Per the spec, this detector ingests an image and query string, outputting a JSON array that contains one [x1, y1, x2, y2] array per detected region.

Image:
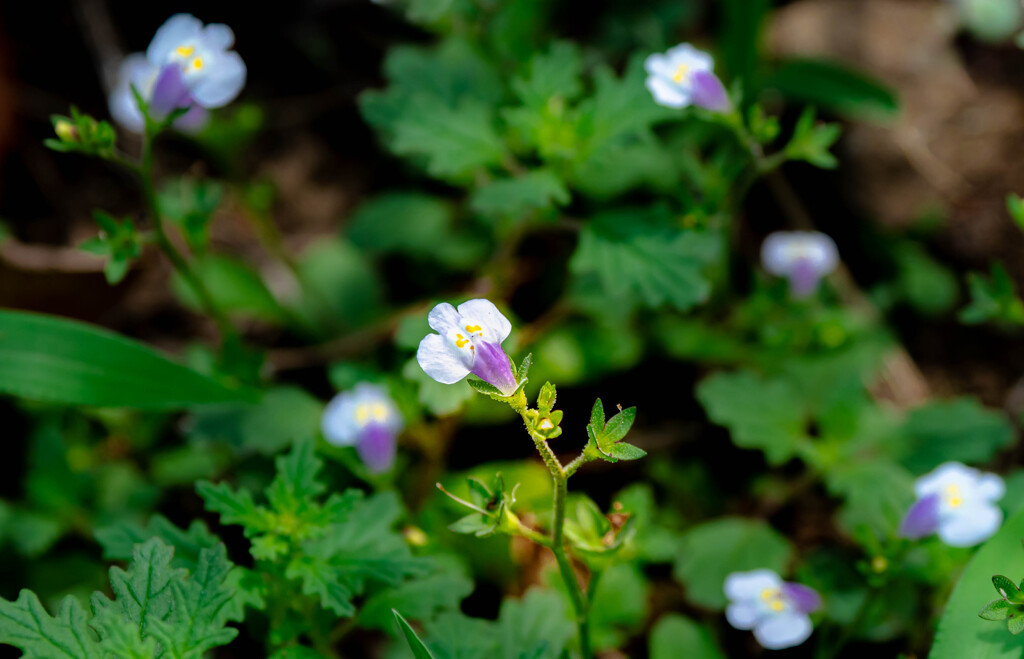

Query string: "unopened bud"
[[55, 119, 78, 143]]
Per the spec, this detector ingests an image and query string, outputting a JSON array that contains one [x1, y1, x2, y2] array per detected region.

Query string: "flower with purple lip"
[[725, 569, 821, 650], [416, 299, 518, 396], [321, 383, 403, 473], [643, 43, 731, 112], [899, 461, 1004, 547], [109, 14, 246, 133], [761, 231, 839, 298]]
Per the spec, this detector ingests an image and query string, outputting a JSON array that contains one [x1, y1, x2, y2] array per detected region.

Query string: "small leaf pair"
[[979, 574, 1024, 634], [441, 474, 521, 538], [585, 398, 644, 463]]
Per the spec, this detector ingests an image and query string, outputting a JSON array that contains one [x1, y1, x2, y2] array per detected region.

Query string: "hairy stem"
[[140, 121, 235, 341], [519, 410, 593, 659]]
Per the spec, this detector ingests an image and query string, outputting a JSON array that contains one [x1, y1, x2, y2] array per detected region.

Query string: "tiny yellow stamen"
[[770, 600, 786, 612], [455, 334, 469, 348], [871, 556, 888, 573], [946, 484, 964, 508], [371, 403, 388, 422], [176, 45, 195, 57], [949, 496, 964, 508], [672, 64, 689, 83], [538, 419, 555, 431], [355, 404, 370, 425], [192, 57, 204, 71], [465, 324, 483, 335]]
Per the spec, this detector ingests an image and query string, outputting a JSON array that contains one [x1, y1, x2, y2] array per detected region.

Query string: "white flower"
[[109, 14, 246, 132], [724, 569, 820, 650], [416, 299, 517, 396], [761, 231, 839, 298], [322, 383, 403, 473], [644, 43, 730, 112], [900, 462, 1004, 547]]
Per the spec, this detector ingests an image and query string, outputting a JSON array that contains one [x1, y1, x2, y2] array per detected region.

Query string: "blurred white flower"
[[643, 43, 730, 112], [761, 231, 839, 298], [322, 383, 403, 473], [724, 569, 821, 650], [899, 461, 1004, 547]]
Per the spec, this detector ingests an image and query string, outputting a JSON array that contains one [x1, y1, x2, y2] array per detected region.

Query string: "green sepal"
[[45, 106, 117, 158], [537, 382, 557, 414], [979, 599, 1014, 621], [993, 574, 1024, 603], [585, 398, 645, 463], [1010, 613, 1024, 635], [393, 609, 436, 659], [440, 473, 522, 539]]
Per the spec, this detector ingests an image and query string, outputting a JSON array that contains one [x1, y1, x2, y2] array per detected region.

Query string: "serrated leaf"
[[96, 515, 220, 571], [359, 557, 473, 630], [196, 481, 270, 536], [511, 41, 584, 108], [497, 589, 573, 659], [696, 370, 807, 465], [0, 310, 254, 409], [266, 439, 327, 513], [649, 613, 725, 659], [391, 95, 507, 180], [0, 592, 100, 659], [470, 170, 569, 223], [896, 398, 1014, 472], [348, 193, 455, 257], [570, 211, 720, 312]]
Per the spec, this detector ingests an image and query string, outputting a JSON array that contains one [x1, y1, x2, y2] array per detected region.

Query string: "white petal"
[[643, 53, 675, 78], [457, 299, 512, 343], [191, 51, 246, 108], [724, 569, 783, 602], [109, 55, 155, 132], [147, 14, 203, 64], [916, 462, 977, 497], [725, 603, 761, 630], [664, 43, 715, 72], [200, 23, 235, 50], [646, 77, 690, 108], [428, 302, 461, 334], [760, 231, 838, 276], [938, 503, 1002, 547], [976, 473, 1005, 502], [352, 383, 404, 433], [417, 334, 472, 385], [753, 612, 813, 650], [322, 392, 359, 446]]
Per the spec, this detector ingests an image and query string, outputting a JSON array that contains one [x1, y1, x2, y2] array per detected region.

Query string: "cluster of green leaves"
[[45, 107, 117, 158], [0, 537, 240, 658]]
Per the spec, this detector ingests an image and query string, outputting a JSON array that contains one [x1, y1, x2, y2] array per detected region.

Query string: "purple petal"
[[470, 341, 517, 396], [899, 493, 941, 540], [356, 423, 396, 474], [173, 104, 209, 133], [787, 258, 822, 298], [782, 583, 822, 614], [691, 70, 731, 113], [149, 64, 194, 119]]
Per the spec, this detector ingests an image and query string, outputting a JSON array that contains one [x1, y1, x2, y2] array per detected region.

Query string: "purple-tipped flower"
[[644, 43, 731, 112], [109, 14, 246, 133], [761, 231, 839, 298], [416, 299, 517, 396], [321, 383, 403, 473], [899, 462, 1004, 547], [724, 569, 820, 650]]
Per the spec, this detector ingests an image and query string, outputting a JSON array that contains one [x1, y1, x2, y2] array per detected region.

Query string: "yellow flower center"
[[672, 64, 689, 83], [192, 57, 204, 71], [760, 588, 786, 612], [465, 324, 483, 336], [946, 484, 964, 508], [176, 45, 195, 57]]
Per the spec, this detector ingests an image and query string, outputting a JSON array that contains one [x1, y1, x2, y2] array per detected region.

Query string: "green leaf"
[[696, 370, 808, 465], [784, 106, 842, 169], [583, 56, 677, 150], [0, 310, 253, 409], [720, 0, 769, 87], [825, 460, 916, 538], [158, 178, 223, 252], [1009, 612, 1024, 635], [649, 614, 725, 659], [187, 386, 325, 455], [766, 58, 899, 119], [898, 398, 1014, 472], [674, 517, 794, 609], [467, 377, 506, 397], [0, 592, 100, 658], [511, 41, 584, 108], [570, 210, 721, 312], [932, 507, 1024, 657], [961, 263, 1024, 326], [394, 610, 436, 659], [359, 557, 472, 630], [586, 398, 644, 463], [348, 193, 455, 257], [172, 254, 290, 324], [296, 238, 384, 331], [497, 589, 573, 659], [470, 170, 570, 224], [1008, 194, 1024, 233], [391, 95, 507, 180], [96, 514, 220, 571]]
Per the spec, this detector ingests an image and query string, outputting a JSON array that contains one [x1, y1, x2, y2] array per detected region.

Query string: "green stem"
[[140, 121, 235, 341], [817, 586, 878, 659], [519, 410, 593, 659]]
